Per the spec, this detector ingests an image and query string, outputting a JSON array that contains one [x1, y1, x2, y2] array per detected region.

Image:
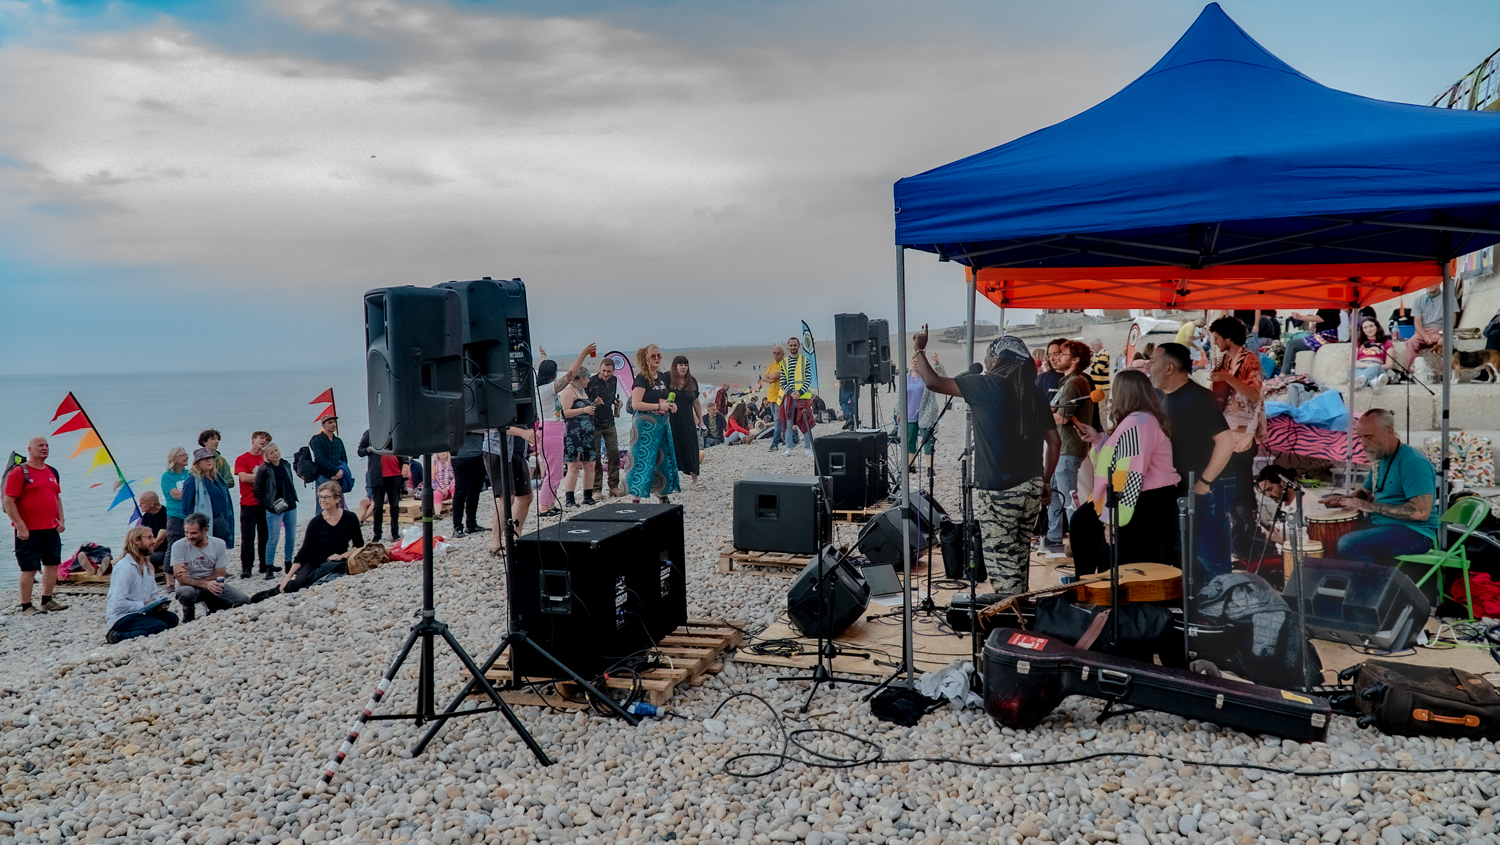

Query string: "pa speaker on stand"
[[834, 313, 871, 381], [435, 277, 537, 429], [364, 286, 466, 456], [867, 319, 892, 386]]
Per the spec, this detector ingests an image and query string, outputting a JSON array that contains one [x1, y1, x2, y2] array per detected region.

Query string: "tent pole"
[[1441, 260, 1454, 509], [896, 244, 914, 689], [966, 272, 978, 365], [1346, 307, 1357, 491]]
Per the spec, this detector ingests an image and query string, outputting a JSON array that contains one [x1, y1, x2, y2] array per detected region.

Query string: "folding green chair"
[[1394, 496, 1492, 620]]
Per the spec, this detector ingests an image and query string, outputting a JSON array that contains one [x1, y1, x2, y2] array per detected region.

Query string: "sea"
[[0, 368, 372, 594]]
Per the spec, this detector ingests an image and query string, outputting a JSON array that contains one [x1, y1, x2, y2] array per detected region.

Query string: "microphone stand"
[[1383, 355, 1434, 446], [1281, 476, 1315, 692]]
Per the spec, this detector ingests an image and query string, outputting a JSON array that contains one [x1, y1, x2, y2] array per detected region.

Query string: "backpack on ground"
[[1334, 660, 1500, 739], [293, 446, 319, 484]]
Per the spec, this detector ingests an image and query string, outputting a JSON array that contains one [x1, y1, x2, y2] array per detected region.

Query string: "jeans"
[[239, 503, 268, 572], [839, 383, 858, 425], [770, 403, 785, 447], [1046, 454, 1082, 544], [778, 398, 812, 451], [109, 607, 179, 641], [1486, 323, 1500, 352], [1281, 334, 1313, 375], [175, 582, 250, 621], [266, 508, 297, 567], [1355, 364, 1384, 384], [1337, 524, 1432, 567], [592, 423, 621, 493], [1190, 474, 1236, 588]]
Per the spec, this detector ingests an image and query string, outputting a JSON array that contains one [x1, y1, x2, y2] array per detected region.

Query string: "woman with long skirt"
[[534, 344, 597, 518], [626, 345, 681, 504], [1074, 369, 1181, 574], [666, 355, 702, 483]]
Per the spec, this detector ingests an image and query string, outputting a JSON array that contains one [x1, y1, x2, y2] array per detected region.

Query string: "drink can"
[[216, 577, 225, 584]]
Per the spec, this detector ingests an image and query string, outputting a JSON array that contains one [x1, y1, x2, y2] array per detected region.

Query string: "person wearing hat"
[[180, 447, 236, 551], [912, 328, 1060, 599], [309, 413, 350, 501]]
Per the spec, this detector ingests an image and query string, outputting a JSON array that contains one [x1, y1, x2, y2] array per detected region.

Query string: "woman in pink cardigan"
[[1074, 370, 1181, 573]]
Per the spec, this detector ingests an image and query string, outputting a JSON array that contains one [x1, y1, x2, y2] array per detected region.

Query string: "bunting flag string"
[[50, 392, 142, 528]]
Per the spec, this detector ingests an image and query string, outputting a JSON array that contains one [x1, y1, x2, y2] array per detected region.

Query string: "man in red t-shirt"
[[233, 431, 271, 579], [2, 436, 69, 614]]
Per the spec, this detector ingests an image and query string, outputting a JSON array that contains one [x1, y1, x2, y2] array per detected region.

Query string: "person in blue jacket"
[[181, 448, 235, 550]]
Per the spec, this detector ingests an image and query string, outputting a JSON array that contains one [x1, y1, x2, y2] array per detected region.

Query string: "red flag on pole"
[[314, 404, 337, 421], [309, 388, 334, 406], [53, 414, 91, 436], [52, 393, 80, 421]]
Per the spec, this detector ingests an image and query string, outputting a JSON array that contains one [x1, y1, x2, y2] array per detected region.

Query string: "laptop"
[[860, 561, 905, 600]]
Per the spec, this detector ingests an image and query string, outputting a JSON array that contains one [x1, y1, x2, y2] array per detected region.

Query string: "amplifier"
[[512, 520, 657, 676], [813, 430, 888, 510], [567, 503, 686, 642], [732, 474, 829, 555], [1281, 557, 1430, 651]]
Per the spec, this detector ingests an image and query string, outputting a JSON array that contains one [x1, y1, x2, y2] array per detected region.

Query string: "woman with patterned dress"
[[626, 345, 681, 504], [560, 367, 599, 508]]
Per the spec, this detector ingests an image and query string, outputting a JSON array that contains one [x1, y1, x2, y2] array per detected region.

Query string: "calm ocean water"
[[0, 368, 371, 595]]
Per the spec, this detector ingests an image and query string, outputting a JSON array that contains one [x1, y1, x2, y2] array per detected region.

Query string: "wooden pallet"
[[469, 619, 744, 711], [717, 548, 813, 577], [397, 498, 451, 519], [830, 503, 885, 523]]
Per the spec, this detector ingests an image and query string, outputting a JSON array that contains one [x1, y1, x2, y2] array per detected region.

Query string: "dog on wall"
[[1429, 342, 1500, 383]]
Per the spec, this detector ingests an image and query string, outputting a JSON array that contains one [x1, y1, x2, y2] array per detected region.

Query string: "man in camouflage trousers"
[[912, 330, 1060, 598]]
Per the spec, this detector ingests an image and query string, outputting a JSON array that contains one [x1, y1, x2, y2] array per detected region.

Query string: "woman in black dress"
[[254, 481, 364, 600], [666, 355, 703, 482]]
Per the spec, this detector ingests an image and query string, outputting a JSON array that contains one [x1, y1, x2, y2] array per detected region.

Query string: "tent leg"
[[1441, 261, 1454, 509], [1346, 308, 1357, 490], [895, 244, 914, 690], [967, 274, 979, 367]]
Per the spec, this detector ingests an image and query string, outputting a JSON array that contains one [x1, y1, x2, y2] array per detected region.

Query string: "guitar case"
[[982, 627, 1331, 742]]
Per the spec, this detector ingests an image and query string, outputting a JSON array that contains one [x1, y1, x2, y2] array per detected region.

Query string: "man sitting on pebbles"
[[171, 513, 250, 621]]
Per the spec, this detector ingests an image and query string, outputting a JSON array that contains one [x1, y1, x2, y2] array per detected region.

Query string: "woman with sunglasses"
[[626, 345, 681, 504]]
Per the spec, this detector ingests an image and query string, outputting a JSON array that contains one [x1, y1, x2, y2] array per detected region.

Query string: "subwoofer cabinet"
[[732, 474, 829, 555], [567, 503, 686, 642], [813, 430, 888, 510]]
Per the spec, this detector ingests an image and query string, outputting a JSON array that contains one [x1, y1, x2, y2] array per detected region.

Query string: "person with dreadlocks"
[[912, 328, 1060, 598]]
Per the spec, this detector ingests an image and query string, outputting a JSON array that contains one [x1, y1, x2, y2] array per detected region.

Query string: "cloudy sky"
[[1, 0, 1496, 374]]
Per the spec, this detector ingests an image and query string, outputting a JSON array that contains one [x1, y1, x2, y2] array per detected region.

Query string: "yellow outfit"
[[765, 360, 783, 404]]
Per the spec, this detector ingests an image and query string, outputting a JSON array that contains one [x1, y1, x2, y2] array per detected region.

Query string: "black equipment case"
[[1337, 660, 1500, 739], [982, 627, 1331, 742]]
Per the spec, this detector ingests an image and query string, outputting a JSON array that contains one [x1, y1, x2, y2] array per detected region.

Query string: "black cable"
[[709, 692, 1500, 781]]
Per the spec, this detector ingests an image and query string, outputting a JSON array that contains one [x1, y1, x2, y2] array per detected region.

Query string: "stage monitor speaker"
[[434, 277, 535, 429], [834, 313, 871, 381], [857, 507, 921, 565], [908, 490, 947, 543], [567, 502, 686, 642], [511, 520, 657, 676], [732, 474, 829, 555], [364, 286, 466, 457], [813, 430, 888, 510], [867, 319, 892, 386], [786, 547, 871, 639], [1280, 557, 1430, 652]]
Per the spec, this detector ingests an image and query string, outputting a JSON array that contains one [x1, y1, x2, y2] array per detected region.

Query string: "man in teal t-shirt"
[[1321, 408, 1438, 567]]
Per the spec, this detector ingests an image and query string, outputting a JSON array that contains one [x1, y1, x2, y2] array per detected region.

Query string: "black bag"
[[1194, 573, 1320, 691], [293, 446, 319, 484], [1335, 660, 1500, 739], [1031, 595, 1182, 667]]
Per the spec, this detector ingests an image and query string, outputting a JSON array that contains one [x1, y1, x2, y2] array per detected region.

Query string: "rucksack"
[[3, 452, 59, 492], [1334, 661, 1500, 739], [293, 446, 319, 484]]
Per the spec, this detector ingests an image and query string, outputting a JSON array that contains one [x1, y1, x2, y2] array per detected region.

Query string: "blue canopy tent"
[[880, 4, 1500, 682]]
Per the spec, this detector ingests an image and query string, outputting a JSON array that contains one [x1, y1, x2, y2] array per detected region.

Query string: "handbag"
[[259, 465, 292, 514], [346, 542, 390, 575]]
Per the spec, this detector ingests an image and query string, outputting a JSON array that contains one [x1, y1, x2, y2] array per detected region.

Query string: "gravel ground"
[[3, 418, 1500, 845]]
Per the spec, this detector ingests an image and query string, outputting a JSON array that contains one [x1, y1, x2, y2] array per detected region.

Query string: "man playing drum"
[[1319, 409, 1439, 567]]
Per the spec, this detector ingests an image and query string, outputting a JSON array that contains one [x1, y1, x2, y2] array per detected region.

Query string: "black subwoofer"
[[786, 547, 870, 638], [567, 503, 686, 642], [813, 430, 888, 510], [512, 521, 656, 676], [1281, 557, 1430, 651], [732, 474, 829, 555]]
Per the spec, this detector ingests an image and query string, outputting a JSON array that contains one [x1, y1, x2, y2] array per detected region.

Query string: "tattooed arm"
[[1349, 493, 1432, 523]]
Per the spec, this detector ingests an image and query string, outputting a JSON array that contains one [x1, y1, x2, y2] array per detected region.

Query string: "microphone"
[[1054, 389, 1105, 409], [967, 363, 983, 375]]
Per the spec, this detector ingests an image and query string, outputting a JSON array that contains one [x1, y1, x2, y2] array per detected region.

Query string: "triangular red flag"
[[313, 404, 337, 421], [309, 388, 334, 406], [53, 414, 91, 436], [52, 394, 80, 421]]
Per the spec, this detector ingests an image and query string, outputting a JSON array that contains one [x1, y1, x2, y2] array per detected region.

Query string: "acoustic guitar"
[[1071, 562, 1182, 605]]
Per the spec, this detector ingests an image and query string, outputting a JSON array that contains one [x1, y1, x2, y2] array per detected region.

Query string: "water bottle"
[[627, 701, 660, 719]]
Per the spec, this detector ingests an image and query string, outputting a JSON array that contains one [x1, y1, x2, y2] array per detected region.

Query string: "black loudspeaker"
[[732, 474, 829, 555], [434, 278, 535, 429], [834, 313, 871, 381], [908, 490, 947, 543], [813, 430, 888, 510], [786, 547, 870, 639], [867, 319, 892, 386], [364, 286, 466, 457], [1280, 557, 1430, 651], [857, 507, 921, 565], [567, 503, 686, 642], [511, 521, 656, 676]]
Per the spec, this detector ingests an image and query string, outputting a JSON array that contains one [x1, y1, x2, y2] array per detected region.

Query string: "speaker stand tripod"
[[411, 433, 638, 759], [322, 454, 546, 782]]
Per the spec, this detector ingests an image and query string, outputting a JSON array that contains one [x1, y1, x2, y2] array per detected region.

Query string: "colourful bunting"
[[109, 484, 134, 511], [310, 388, 334, 406], [49, 391, 140, 527], [88, 446, 114, 474], [53, 414, 91, 436], [69, 429, 102, 458], [313, 404, 336, 421]]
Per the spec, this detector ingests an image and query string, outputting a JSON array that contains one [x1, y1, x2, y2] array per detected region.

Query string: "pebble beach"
[[3, 419, 1500, 845]]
